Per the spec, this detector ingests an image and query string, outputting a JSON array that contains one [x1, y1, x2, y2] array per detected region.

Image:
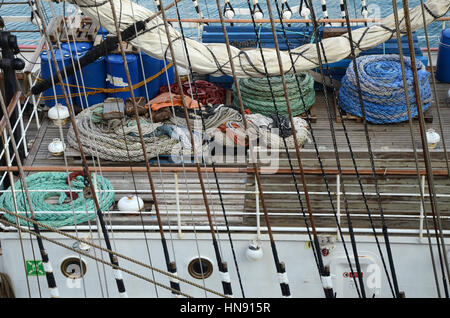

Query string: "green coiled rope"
[[232, 72, 315, 117], [0, 172, 115, 228]]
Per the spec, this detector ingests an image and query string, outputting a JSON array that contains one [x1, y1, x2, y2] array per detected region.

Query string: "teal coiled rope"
[[232, 72, 315, 117], [0, 172, 115, 228]]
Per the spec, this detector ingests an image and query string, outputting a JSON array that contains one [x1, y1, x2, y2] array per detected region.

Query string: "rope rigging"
[[271, 0, 367, 298], [2, 0, 449, 300], [32, 0, 129, 297], [303, 0, 401, 297], [339, 0, 404, 297]]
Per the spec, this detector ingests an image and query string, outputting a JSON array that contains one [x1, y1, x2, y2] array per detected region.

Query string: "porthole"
[[188, 257, 213, 279], [60, 257, 87, 279]]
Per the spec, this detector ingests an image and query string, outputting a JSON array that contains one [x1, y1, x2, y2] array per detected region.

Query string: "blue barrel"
[[73, 52, 106, 108], [106, 54, 140, 102], [159, 60, 175, 87], [137, 52, 161, 100], [97, 27, 109, 35], [436, 28, 450, 83], [40, 49, 74, 107], [61, 42, 93, 54]]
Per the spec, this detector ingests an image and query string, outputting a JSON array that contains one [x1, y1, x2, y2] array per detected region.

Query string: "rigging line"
[[390, 0, 441, 297], [216, 0, 308, 294], [262, 0, 361, 299], [20, 2, 54, 299], [50, 4, 108, 297], [148, 0, 210, 297], [0, 217, 199, 298], [103, 54, 161, 298], [306, 0, 392, 297], [0, 207, 230, 298], [273, 0, 364, 298], [106, 0, 183, 296], [44, 1, 111, 297], [91, 6, 161, 297], [245, 0, 320, 298], [418, 0, 450, 177], [310, 1, 396, 297], [159, 0, 235, 297], [401, 0, 450, 298], [146, 0, 194, 281], [341, 0, 402, 297], [2, 146, 32, 298], [33, 0, 128, 298], [0, 93, 59, 297], [110, 1, 180, 296], [171, 0, 245, 297], [177, 0, 292, 298], [418, 0, 450, 296], [78, 6, 113, 297]]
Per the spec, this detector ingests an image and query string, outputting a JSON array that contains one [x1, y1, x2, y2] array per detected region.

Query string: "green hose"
[[0, 172, 115, 228], [232, 72, 315, 117]]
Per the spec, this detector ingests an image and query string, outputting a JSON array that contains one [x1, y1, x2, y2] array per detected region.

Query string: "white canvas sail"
[[71, 0, 449, 77]]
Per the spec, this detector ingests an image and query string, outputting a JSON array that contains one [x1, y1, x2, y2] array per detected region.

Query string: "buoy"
[[426, 128, 440, 149], [48, 104, 70, 126], [224, 9, 235, 19], [48, 138, 66, 157], [118, 195, 144, 213], [254, 10, 264, 20], [282, 9, 292, 20], [246, 241, 263, 261], [300, 8, 311, 18]]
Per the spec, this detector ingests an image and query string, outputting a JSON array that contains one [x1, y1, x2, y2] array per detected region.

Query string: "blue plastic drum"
[[159, 59, 175, 88], [40, 49, 74, 107], [73, 52, 106, 108], [97, 27, 109, 36], [436, 28, 450, 83], [106, 54, 140, 102], [137, 52, 161, 100], [61, 42, 93, 54]]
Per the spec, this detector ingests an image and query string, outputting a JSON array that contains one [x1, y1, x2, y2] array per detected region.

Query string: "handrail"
[[0, 165, 448, 176], [169, 16, 450, 24]]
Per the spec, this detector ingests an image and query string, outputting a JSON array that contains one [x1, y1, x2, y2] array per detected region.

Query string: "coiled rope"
[[339, 54, 432, 124], [0, 172, 115, 228], [67, 105, 179, 162], [232, 72, 315, 117]]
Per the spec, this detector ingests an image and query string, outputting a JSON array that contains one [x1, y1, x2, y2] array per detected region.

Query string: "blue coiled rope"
[[339, 54, 432, 124]]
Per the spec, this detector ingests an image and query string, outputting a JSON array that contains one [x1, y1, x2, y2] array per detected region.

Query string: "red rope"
[[159, 80, 226, 105]]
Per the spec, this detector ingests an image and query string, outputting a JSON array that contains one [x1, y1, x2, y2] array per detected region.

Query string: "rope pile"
[[160, 80, 226, 105], [232, 72, 315, 117], [339, 54, 432, 124], [0, 172, 115, 228], [67, 105, 179, 162], [67, 103, 311, 162]]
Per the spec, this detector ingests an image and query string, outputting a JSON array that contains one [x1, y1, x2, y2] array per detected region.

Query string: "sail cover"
[[71, 0, 449, 77]]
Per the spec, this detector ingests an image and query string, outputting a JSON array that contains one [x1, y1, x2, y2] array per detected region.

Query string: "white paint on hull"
[[0, 232, 443, 298]]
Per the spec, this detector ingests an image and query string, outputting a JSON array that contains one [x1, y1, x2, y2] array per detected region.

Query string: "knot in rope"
[[339, 54, 432, 124]]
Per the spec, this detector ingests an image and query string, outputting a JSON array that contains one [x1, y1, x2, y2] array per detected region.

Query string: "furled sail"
[[71, 0, 449, 77]]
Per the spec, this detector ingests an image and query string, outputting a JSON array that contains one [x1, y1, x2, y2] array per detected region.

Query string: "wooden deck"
[[17, 79, 450, 233]]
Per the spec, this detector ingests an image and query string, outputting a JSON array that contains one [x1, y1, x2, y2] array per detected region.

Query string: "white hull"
[[0, 231, 445, 298]]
